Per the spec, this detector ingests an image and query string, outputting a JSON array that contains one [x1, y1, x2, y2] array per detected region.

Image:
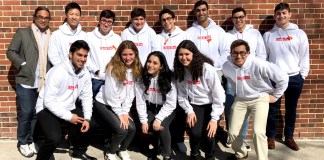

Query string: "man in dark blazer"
[[6, 6, 51, 158]]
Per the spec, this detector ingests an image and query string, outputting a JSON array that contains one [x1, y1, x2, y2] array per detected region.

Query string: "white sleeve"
[[298, 31, 310, 79], [218, 29, 231, 68], [255, 31, 267, 60], [104, 71, 123, 115], [150, 31, 160, 52], [263, 32, 270, 61], [135, 82, 148, 124], [155, 81, 177, 122], [177, 80, 194, 115], [78, 73, 93, 120], [121, 81, 135, 115], [48, 33, 63, 66]]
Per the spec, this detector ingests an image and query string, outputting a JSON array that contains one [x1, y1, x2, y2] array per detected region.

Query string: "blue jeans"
[[267, 74, 304, 139], [16, 84, 38, 146], [225, 81, 249, 139], [92, 79, 104, 98]]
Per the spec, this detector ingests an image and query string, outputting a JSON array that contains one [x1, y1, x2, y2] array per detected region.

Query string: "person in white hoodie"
[[48, 2, 86, 66], [136, 51, 176, 160], [94, 40, 142, 160], [223, 39, 288, 160], [121, 8, 159, 65], [224, 7, 267, 150], [173, 40, 225, 160], [35, 40, 96, 160], [85, 10, 122, 97], [156, 8, 190, 154], [186, 0, 230, 75], [263, 2, 309, 151]]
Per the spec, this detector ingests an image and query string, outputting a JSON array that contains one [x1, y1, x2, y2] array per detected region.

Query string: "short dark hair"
[[65, 2, 81, 15], [275, 2, 290, 13], [230, 39, 250, 53], [33, 6, 51, 23], [194, 0, 208, 10], [232, 7, 246, 16], [159, 8, 175, 21], [70, 40, 90, 53], [131, 8, 146, 19], [100, 10, 116, 23]]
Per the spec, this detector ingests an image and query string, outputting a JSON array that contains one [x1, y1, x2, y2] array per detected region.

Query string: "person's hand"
[[142, 123, 148, 134], [207, 121, 218, 138], [118, 115, 128, 129], [187, 112, 197, 128], [269, 95, 277, 103], [81, 120, 90, 133], [69, 114, 84, 124], [153, 119, 163, 131]]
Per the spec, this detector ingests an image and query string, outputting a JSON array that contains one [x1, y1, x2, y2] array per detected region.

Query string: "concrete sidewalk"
[[0, 139, 323, 160]]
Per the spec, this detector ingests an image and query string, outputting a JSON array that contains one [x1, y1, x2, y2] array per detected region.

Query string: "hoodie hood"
[[160, 26, 183, 38], [231, 24, 253, 39], [62, 59, 86, 78], [227, 53, 254, 70], [273, 22, 299, 31], [92, 27, 115, 40], [59, 22, 83, 36], [128, 22, 150, 35], [192, 18, 217, 30]]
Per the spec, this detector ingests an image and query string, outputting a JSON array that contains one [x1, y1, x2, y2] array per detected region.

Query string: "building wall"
[[0, 0, 323, 140]]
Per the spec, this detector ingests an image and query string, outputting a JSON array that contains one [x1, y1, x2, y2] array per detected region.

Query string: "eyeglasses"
[[231, 15, 245, 20], [100, 19, 113, 25], [231, 51, 248, 57], [161, 17, 173, 23], [35, 16, 50, 21]]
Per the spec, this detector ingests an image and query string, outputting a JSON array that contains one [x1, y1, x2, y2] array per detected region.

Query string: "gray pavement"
[[0, 139, 323, 160]]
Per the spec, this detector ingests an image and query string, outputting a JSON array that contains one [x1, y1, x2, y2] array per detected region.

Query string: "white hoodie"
[[135, 77, 177, 124], [121, 22, 159, 65], [85, 27, 122, 80], [48, 22, 86, 65], [177, 63, 225, 122], [263, 23, 309, 79], [156, 26, 191, 70], [35, 60, 93, 121], [222, 55, 288, 101], [96, 68, 135, 115], [186, 18, 231, 69], [227, 24, 267, 60]]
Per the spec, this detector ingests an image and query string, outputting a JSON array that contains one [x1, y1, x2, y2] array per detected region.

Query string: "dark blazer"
[[6, 27, 52, 86]]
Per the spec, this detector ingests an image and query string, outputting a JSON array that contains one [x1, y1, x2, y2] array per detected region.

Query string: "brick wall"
[[0, 0, 323, 140]]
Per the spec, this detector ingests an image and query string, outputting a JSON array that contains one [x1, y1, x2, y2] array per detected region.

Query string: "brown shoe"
[[285, 138, 300, 151], [267, 138, 275, 149]]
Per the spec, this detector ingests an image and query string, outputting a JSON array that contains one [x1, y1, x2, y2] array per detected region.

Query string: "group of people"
[[6, 1, 309, 160]]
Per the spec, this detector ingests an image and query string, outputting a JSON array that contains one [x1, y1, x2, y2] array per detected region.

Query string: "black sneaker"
[[71, 153, 97, 160]]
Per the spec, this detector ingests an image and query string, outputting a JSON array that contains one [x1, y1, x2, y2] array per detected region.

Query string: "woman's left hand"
[[153, 119, 163, 131]]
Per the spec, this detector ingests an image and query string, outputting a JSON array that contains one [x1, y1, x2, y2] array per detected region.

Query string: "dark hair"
[[232, 7, 246, 16], [69, 40, 90, 53], [230, 39, 250, 53], [99, 10, 116, 23], [142, 51, 172, 101], [275, 2, 290, 12], [194, 0, 208, 10], [173, 40, 213, 82], [159, 8, 175, 21], [33, 6, 51, 23], [65, 2, 81, 15], [131, 8, 146, 19]]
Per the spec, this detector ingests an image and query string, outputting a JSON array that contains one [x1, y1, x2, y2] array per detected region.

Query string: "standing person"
[[121, 8, 159, 65], [35, 40, 96, 160], [136, 51, 176, 160], [6, 6, 51, 158], [223, 39, 288, 160], [263, 2, 309, 151], [48, 2, 86, 66], [156, 8, 190, 153], [186, 0, 230, 75], [85, 10, 122, 97], [174, 40, 225, 160], [224, 7, 267, 150], [94, 40, 142, 160]]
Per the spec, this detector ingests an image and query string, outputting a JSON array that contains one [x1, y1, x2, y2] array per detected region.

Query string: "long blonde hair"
[[106, 40, 142, 82]]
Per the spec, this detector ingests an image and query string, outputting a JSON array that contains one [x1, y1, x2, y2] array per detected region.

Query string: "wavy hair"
[[173, 40, 213, 82], [106, 40, 142, 82], [142, 51, 172, 101]]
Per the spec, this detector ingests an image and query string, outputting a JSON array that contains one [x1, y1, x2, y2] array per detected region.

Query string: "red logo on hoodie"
[[123, 80, 134, 86], [100, 46, 115, 50], [276, 36, 293, 41], [187, 80, 201, 85], [148, 87, 160, 93], [68, 85, 78, 90], [237, 76, 250, 80], [134, 43, 143, 47]]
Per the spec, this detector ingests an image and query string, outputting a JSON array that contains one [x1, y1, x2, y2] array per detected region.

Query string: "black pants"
[[189, 104, 216, 157], [36, 107, 93, 160], [146, 102, 175, 157], [170, 103, 187, 146], [94, 100, 136, 154]]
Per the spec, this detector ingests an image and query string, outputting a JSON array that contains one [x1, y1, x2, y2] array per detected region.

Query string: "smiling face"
[[99, 17, 113, 35], [231, 45, 249, 67], [66, 8, 81, 30], [131, 16, 145, 32], [178, 48, 193, 67], [121, 49, 136, 68], [232, 11, 246, 32], [34, 10, 50, 32], [146, 55, 162, 77], [161, 13, 175, 33], [69, 48, 88, 71], [194, 4, 208, 25], [275, 9, 291, 29]]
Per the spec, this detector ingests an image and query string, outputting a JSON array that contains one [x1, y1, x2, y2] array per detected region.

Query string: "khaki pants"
[[229, 96, 269, 160]]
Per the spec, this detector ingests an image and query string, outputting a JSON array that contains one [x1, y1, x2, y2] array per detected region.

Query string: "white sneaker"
[[177, 142, 187, 153], [225, 136, 232, 148], [104, 153, 117, 160], [29, 142, 39, 154], [18, 144, 34, 157], [118, 151, 131, 160], [243, 140, 252, 152]]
